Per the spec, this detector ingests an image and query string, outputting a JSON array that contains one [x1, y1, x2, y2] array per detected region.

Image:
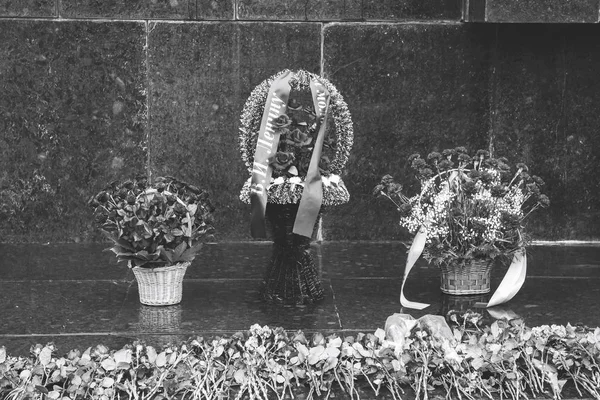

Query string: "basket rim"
[[132, 261, 191, 274]]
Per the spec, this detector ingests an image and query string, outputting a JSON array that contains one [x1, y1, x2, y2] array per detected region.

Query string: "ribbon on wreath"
[[293, 79, 330, 238], [400, 228, 527, 310], [249, 71, 293, 238], [249, 72, 331, 239]]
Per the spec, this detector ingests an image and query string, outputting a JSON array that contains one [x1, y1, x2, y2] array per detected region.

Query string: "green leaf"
[[160, 248, 174, 263], [179, 243, 202, 262], [39, 346, 52, 366], [101, 358, 116, 371], [35, 385, 49, 394], [173, 242, 187, 260], [134, 250, 151, 260], [146, 346, 157, 364], [156, 352, 167, 368]]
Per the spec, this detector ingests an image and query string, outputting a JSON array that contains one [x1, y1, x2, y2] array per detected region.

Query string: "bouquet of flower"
[[88, 176, 215, 268], [375, 147, 549, 268]]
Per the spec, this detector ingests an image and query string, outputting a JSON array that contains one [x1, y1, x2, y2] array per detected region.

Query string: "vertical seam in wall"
[[233, 0, 238, 20], [145, 20, 152, 181], [488, 25, 498, 156]]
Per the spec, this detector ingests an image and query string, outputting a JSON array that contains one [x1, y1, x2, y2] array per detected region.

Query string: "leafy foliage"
[[375, 147, 550, 267], [88, 176, 215, 268], [1, 315, 599, 400]]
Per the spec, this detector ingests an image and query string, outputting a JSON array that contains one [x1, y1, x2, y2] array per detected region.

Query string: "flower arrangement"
[[88, 176, 215, 269], [375, 147, 549, 267], [2, 316, 599, 400], [239, 70, 353, 206]]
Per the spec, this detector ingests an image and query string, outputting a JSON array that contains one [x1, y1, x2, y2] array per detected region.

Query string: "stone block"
[[363, 0, 461, 20], [198, 0, 234, 19], [0, 21, 147, 242], [60, 0, 194, 19], [485, 0, 599, 23], [147, 22, 321, 240], [491, 24, 600, 239], [321, 23, 493, 240], [0, 0, 56, 17], [237, 0, 362, 21]]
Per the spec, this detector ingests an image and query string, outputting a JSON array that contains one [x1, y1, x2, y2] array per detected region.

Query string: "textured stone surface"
[[0, 0, 55, 16], [1, 243, 600, 355], [362, 0, 461, 20], [0, 243, 130, 280], [60, 0, 194, 19], [114, 280, 339, 332], [237, 0, 362, 20], [198, 0, 234, 19], [147, 22, 321, 240], [0, 21, 147, 243], [0, 281, 132, 334], [485, 0, 599, 23], [321, 23, 493, 240], [491, 25, 600, 240]]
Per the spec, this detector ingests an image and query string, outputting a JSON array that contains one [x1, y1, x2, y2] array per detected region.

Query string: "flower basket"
[[439, 258, 492, 295], [376, 147, 549, 308], [89, 176, 215, 305], [132, 262, 190, 306]]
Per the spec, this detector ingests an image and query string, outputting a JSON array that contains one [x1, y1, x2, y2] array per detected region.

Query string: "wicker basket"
[[132, 262, 190, 306], [439, 259, 492, 295]]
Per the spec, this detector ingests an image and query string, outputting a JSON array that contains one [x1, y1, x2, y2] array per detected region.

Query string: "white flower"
[[272, 177, 285, 185]]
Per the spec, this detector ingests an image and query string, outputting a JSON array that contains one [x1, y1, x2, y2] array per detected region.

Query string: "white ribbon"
[[487, 248, 527, 307], [400, 229, 527, 310], [399, 227, 430, 310]]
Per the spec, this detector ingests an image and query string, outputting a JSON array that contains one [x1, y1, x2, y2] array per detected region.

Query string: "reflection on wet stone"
[[136, 305, 183, 333], [1, 243, 600, 356]]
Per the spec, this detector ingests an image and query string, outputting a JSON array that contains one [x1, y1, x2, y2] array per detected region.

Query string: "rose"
[[319, 155, 331, 174], [285, 129, 312, 147], [269, 152, 295, 171], [297, 154, 311, 175], [287, 98, 302, 111], [272, 114, 291, 130]]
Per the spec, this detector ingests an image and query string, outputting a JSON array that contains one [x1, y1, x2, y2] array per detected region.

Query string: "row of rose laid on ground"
[[87, 69, 549, 308], [2, 313, 599, 400]]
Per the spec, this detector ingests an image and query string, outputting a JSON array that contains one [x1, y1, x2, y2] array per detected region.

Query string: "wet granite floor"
[[1, 241, 600, 357]]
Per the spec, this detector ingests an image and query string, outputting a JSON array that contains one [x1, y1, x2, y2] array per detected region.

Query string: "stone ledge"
[[464, 0, 600, 23]]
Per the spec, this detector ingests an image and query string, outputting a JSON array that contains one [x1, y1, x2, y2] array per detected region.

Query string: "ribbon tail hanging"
[[249, 71, 293, 238], [400, 227, 430, 310], [486, 248, 527, 308], [293, 79, 330, 237]]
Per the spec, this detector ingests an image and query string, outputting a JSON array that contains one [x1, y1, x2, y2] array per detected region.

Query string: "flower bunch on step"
[[375, 147, 549, 267], [88, 176, 215, 268], [2, 316, 599, 400]]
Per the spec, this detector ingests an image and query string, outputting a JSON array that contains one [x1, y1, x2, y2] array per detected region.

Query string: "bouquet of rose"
[[88, 176, 215, 268], [375, 147, 549, 267]]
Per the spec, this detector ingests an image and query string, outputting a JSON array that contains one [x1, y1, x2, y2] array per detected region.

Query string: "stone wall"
[[1, 1, 600, 242]]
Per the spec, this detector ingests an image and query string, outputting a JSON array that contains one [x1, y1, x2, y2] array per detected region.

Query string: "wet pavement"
[[1, 241, 600, 357]]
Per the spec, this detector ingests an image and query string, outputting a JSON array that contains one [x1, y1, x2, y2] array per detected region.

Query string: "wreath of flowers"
[[239, 70, 353, 206]]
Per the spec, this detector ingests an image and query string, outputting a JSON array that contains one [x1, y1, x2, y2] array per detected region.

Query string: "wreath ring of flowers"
[[238, 69, 354, 175], [238, 70, 354, 206]]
